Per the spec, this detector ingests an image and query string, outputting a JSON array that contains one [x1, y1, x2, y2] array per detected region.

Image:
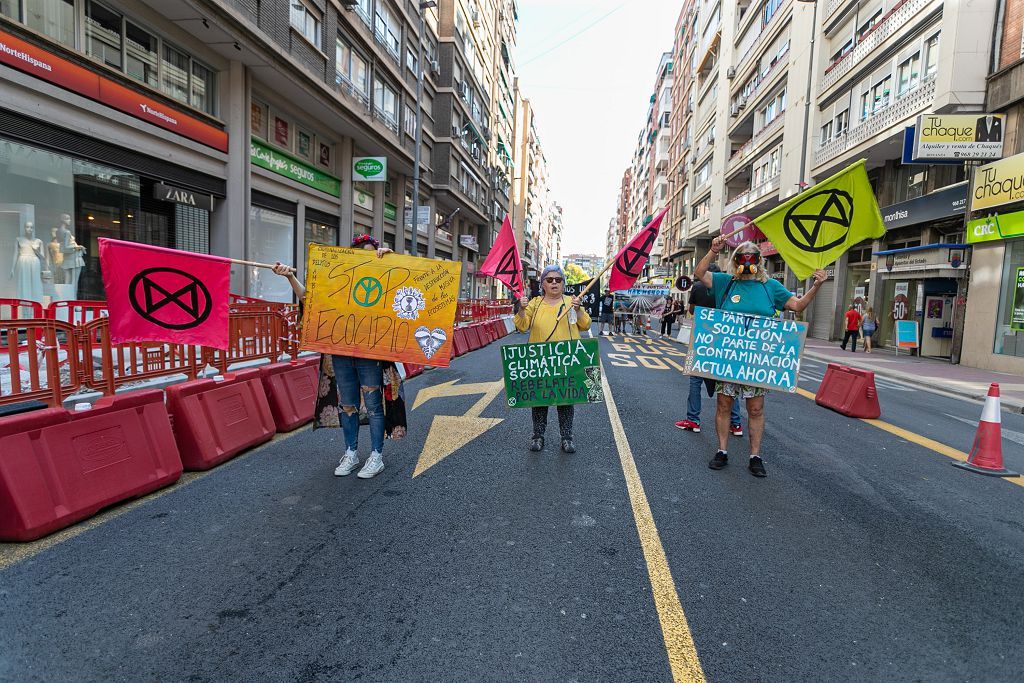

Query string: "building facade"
[[0, 0, 552, 307]]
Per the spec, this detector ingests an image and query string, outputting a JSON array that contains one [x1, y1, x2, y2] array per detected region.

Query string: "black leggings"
[[532, 405, 574, 439], [661, 316, 676, 335]]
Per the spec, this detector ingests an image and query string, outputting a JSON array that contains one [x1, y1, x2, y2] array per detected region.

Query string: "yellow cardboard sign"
[[300, 244, 462, 367]]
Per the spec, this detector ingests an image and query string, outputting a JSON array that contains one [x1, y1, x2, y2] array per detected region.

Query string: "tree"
[[563, 263, 589, 285]]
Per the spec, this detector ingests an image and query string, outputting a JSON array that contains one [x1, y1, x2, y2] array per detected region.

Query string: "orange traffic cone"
[[953, 383, 1018, 478]]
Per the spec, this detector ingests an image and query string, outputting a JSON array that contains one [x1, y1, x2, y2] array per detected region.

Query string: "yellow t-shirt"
[[515, 295, 592, 343]]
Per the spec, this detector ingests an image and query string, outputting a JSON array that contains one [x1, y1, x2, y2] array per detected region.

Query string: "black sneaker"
[[529, 436, 544, 452], [561, 438, 576, 454], [748, 456, 767, 478], [709, 451, 728, 470]]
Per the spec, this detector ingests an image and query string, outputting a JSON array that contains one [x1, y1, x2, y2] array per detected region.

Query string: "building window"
[[925, 33, 940, 77], [336, 36, 369, 100], [820, 120, 833, 144], [762, 0, 783, 27], [161, 44, 190, 105], [694, 160, 711, 187], [993, 239, 1024, 357], [404, 104, 417, 137], [856, 9, 883, 41], [290, 0, 322, 50], [406, 47, 418, 74], [375, 2, 401, 59], [297, 129, 312, 159], [373, 76, 399, 131], [251, 100, 268, 139], [125, 21, 159, 88], [897, 52, 921, 95], [830, 39, 853, 64], [86, 0, 123, 70], [24, 0, 75, 48], [354, 0, 372, 26], [835, 109, 849, 136], [871, 75, 892, 112]]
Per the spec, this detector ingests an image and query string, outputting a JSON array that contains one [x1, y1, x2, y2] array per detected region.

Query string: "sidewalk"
[[649, 321, 1024, 413]]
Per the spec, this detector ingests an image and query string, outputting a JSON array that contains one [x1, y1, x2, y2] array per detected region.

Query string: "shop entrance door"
[[922, 294, 954, 358]]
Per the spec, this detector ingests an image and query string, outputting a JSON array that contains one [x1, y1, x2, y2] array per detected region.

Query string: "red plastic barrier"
[[453, 327, 469, 357], [490, 319, 505, 340], [0, 389, 182, 541], [478, 322, 494, 345], [45, 300, 108, 326], [815, 363, 881, 419], [466, 325, 483, 351], [403, 363, 424, 379], [0, 298, 43, 320], [260, 356, 319, 432], [165, 368, 275, 470]]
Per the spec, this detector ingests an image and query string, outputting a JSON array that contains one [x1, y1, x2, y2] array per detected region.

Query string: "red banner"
[[478, 215, 524, 297], [0, 29, 228, 153], [609, 207, 669, 292]]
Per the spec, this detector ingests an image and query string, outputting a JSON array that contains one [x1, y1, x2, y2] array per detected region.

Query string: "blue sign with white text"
[[686, 307, 808, 392]]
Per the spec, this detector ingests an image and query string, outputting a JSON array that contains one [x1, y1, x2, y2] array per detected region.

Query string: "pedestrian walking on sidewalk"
[[272, 234, 407, 480], [598, 289, 615, 336], [862, 307, 878, 353], [694, 238, 827, 477], [840, 303, 862, 352], [675, 263, 743, 436], [515, 263, 591, 453]]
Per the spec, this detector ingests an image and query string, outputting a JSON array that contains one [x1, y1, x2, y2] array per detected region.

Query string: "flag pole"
[[229, 258, 295, 273]]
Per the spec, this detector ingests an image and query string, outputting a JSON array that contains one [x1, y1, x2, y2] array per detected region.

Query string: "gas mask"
[[734, 251, 760, 275]]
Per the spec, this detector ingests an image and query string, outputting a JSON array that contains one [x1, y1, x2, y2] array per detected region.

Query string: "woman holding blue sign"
[[694, 237, 827, 477], [515, 264, 590, 454]]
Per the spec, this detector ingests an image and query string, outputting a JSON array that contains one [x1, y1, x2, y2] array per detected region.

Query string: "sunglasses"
[[544, 277, 564, 284]]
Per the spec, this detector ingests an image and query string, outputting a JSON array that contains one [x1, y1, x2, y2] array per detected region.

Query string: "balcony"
[[821, 0, 929, 92], [814, 74, 935, 168], [728, 113, 785, 173], [731, 47, 789, 110], [723, 173, 781, 216], [825, 0, 852, 21]]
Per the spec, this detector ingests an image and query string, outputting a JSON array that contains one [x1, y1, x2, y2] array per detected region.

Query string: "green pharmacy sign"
[[968, 210, 1024, 244], [353, 156, 387, 181], [250, 137, 340, 197], [501, 339, 603, 408]]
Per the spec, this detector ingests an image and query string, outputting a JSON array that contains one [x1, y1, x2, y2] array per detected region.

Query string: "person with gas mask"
[[694, 237, 827, 477]]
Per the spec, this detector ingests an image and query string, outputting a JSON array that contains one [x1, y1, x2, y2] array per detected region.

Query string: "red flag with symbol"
[[478, 215, 524, 297], [99, 238, 231, 349], [608, 206, 669, 292]]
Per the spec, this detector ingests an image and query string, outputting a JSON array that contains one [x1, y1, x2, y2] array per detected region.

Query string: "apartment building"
[[0, 0, 548, 307], [960, 0, 1024, 375], [665, 0, 697, 278], [563, 252, 605, 278], [511, 89, 559, 285]]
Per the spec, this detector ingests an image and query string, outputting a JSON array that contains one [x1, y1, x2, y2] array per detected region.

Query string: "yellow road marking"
[[794, 388, 1024, 489], [0, 429, 304, 572], [412, 380, 505, 477], [602, 365, 706, 682]]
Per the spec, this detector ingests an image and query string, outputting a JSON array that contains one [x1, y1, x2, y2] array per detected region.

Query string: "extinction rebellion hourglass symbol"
[[128, 268, 214, 330]]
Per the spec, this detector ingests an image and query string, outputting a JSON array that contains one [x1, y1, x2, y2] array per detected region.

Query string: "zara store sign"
[[153, 183, 214, 212]]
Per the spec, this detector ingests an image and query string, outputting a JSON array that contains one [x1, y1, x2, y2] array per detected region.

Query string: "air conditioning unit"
[[686, 103, 694, 113], [340, 0, 359, 7], [451, 124, 461, 138], [430, 59, 440, 74], [738, 97, 747, 110], [727, 66, 736, 79]]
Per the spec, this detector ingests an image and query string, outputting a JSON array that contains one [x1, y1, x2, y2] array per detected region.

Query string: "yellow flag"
[[753, 159, 885, 280]]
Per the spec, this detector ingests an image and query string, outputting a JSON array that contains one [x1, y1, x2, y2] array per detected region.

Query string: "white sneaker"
[[357, 451, 384, 479], [334, 449, 359, 476]]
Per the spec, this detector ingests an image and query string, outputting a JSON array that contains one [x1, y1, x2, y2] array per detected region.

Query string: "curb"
[[653, 329, 1024, 415]]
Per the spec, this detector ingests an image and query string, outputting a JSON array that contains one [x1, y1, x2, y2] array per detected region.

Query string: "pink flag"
[[478, 215, 524, 297], [99, 238, 231, 349], [608, 207, 670, 292]]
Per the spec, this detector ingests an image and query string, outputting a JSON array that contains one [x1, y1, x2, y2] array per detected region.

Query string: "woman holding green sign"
[[694, 238, 827, 477], [515, 264, 590, 454]]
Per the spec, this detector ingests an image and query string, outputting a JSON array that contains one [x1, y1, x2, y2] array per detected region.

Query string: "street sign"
[[501, 339, 602, 408]]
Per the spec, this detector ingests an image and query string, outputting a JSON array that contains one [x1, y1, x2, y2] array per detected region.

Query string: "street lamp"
[[410, 1, 436, 256]]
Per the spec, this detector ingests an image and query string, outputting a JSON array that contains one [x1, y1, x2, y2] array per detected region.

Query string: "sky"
[[514, 0, 682, 256]]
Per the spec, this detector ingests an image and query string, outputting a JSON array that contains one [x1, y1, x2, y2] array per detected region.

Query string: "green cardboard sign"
[[250, 137, 341, 197], [967, 210, 1024, 244], [502, 339, 603, 408], [1012, 267, 1024, 331]]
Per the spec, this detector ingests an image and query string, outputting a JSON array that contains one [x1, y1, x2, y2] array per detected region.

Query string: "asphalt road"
[[1, 327, 1022, 682]]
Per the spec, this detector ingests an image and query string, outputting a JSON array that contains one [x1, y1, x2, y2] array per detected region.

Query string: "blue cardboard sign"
[[685, 306, 808, 393], [895, 319, 919, 349]]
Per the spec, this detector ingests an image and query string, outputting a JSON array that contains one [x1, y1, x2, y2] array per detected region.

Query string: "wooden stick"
[[552, 258, 616, 324], [229, 257, 296, 274]]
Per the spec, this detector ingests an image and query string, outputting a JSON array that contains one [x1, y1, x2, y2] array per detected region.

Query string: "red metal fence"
[[1, 297, 510, 409]]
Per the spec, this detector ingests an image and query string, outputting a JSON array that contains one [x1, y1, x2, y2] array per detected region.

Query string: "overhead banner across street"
[[300, 245, 462, 366]]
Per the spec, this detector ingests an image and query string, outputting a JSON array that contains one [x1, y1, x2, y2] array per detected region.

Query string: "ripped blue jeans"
[[332, 355, 385, 454]]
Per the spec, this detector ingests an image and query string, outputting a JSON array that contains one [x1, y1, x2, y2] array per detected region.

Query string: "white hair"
[[727, 241, 769, 283]]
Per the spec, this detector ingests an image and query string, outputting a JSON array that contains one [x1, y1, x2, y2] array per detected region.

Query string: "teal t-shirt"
[[710, 272, 793, 317]]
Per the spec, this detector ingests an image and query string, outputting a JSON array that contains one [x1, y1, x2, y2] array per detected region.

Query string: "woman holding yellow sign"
[[273, 234, 405, 481], [515, 264, 591, 454], [694, 238, 826, 477]]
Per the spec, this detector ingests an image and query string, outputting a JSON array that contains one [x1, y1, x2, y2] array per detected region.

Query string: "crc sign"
[[967, 209, 1024, 244]]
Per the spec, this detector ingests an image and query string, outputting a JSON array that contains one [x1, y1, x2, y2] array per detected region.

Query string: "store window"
[[249, 206, 295, 303], [1, 137, 211, 303], [994, 239, 1024, 357], [304, 211, 339, 265]]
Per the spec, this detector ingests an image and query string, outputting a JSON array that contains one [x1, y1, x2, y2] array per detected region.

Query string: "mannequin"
[[11, 221, 45, 303], [48, 226, 65, 284], [57, 213, 86, 296]]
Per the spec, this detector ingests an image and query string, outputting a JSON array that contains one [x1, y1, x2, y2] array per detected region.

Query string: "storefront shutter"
[[809, 278, 836, 340]]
